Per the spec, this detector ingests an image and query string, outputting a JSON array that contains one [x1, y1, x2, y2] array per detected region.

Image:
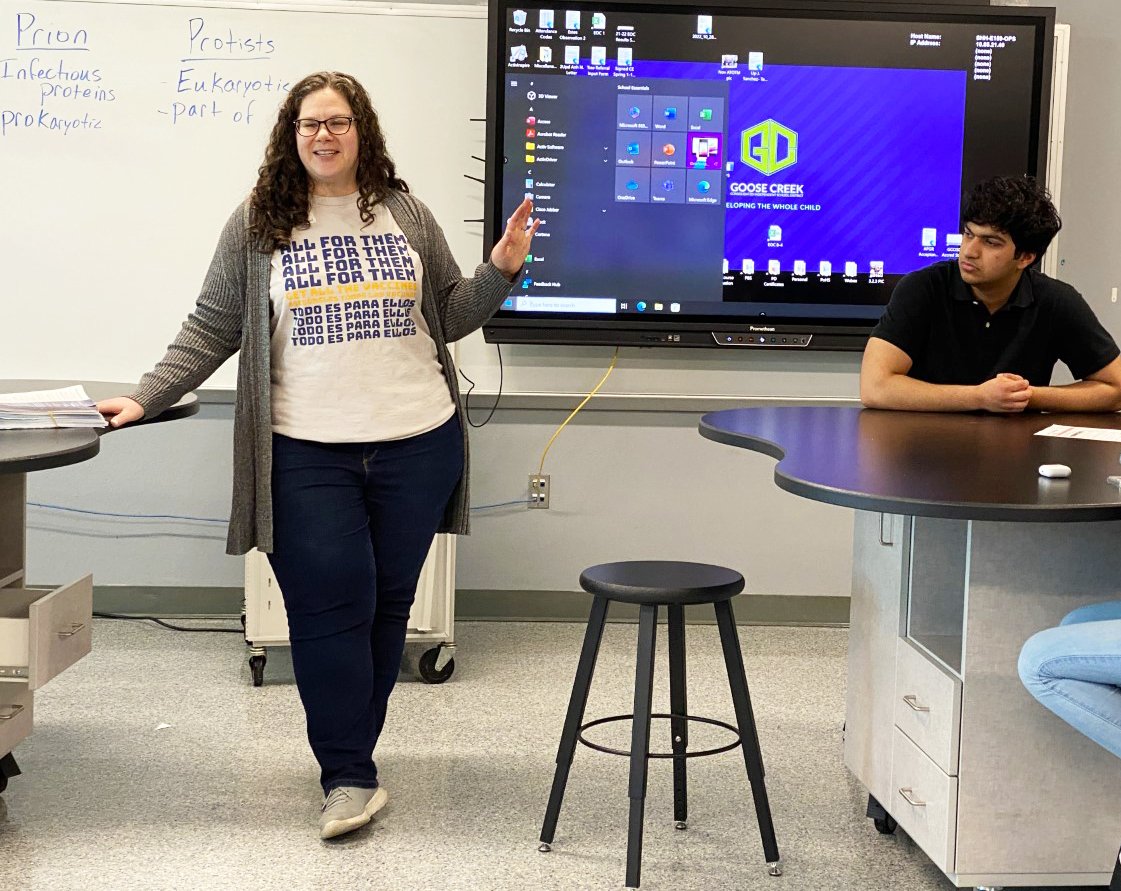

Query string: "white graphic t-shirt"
[[269, 192, 455, 442]]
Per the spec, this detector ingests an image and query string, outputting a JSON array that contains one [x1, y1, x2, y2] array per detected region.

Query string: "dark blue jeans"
[[267, 415, 463, 793]]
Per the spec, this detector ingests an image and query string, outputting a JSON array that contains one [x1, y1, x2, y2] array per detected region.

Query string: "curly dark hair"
[[248, 71, 408, 251], [962, 175, 1061, 258]]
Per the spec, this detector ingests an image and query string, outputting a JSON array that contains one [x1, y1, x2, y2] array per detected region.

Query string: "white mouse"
[[1038, 464, 1072, 478]]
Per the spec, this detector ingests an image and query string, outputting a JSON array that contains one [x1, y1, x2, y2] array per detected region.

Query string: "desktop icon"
[[819, 260, 832, 276], [525, 154, 535, 163], [946, 233, 963, 247], [654, 302, 664, 311], [521, 277, 532, 289], [661, 143, 675, 157], [539, 46, 552, 63], [564, 46, 580, 65], [510, 45, 528, 63], [565, 10, 580, 29], [748, 51, 764, 72], [617, 48, 632, 66], [664, 106, 678, 121], [742, 259, 755, 275], [699, 108, 713, 121], [767, 224, 782, 242], [844, 261, 858, 277], [660, 178, 675, 192], [591, 12, 606, 29], [628, 105, 641, 119], [722, 54, 738, 68], [767, 259, 781, 276], [526, 127, 536, 137], [921, 227, 937, 249], [626, 142, 640, 155], [869, 261, 884, 278], [525, 253, 534, 263], [512, 9, 527, 26], [525, 178, 534, 188], [626, 179, 640, 191], [696, 179, 711, 194], [670, 303, 681, 313], [525, 141, 536, 150], [696, 14, 712, 35], [636, 301, 647, 312], [503, 297, 514, 308], [525, 115, 536, 124], [722, 259, 730, 274], [793, 260, 806, 276], [539, 9, 554, 28], [691, 136, 718, 159], [591, 46, 607, 66]]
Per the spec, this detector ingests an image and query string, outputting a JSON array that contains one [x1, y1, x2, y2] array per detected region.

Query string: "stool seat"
[[580, 560, 745, 605]]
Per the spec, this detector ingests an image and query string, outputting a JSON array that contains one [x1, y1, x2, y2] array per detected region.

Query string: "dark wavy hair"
[[962, 175, 1061, 259], [248, 71, 408, 251]]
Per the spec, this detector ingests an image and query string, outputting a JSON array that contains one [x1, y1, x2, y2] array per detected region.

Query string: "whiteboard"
[[0, 0, 488, 388]]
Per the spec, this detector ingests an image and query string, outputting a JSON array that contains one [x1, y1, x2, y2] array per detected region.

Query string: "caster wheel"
[[418, 647, 455, 684], [249, 654, 266, 687], [873, 814, 897, 835]]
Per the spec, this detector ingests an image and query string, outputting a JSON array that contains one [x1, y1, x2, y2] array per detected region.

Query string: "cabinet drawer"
[[0, 686, 32, 755], [894, 638, 961, 775], [890, 727, 958, 872], [0, 576, 92, 690]]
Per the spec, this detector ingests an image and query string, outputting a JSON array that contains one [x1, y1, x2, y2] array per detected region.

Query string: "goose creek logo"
[[741, 119, 798, 175]]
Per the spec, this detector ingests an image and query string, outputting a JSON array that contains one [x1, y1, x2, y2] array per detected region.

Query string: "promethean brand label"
[[741, 119, 798, 175]]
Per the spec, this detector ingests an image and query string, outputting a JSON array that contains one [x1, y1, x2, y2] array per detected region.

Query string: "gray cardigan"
[[131, 190, 514, 555]]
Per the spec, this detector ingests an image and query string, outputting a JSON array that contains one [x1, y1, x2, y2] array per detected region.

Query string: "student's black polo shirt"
[[870, 261, 1119, 386]]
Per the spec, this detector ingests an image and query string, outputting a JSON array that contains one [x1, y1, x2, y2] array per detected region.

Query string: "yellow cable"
[[537, 347, 619, 478]]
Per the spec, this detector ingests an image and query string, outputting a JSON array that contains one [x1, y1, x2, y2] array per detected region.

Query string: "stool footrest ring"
[[577, 712, 741, 759]]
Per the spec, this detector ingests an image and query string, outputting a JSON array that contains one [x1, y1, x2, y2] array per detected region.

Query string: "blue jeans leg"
[[1018, 610, 1121, 760], [267, 417, 463, 793]]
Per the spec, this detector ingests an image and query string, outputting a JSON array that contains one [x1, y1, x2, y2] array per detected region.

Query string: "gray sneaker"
[[319, 785, 389, 839]]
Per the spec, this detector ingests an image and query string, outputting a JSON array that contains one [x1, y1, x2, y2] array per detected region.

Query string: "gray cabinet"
[[846, 511, 1121, 888]]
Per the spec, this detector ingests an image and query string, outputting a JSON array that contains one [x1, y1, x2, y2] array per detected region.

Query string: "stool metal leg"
[[625, 603, 659, 889], [539, 595, 610, 850], [714, 600, 782, 875], [667, 603, 689, 830]]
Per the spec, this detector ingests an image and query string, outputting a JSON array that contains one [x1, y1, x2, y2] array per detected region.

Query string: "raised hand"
[[490, 198, 541, 280]]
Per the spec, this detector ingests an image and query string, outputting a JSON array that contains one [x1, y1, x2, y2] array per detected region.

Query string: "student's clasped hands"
[[977, 372, 1031, 413]]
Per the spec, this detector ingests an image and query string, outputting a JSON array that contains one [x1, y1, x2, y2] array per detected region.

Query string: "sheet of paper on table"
[[0, 385, 109, 430], [1034, 423, 1121, 443]]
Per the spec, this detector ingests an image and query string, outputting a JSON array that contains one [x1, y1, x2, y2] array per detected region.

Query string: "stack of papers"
[[0, 385, 109, 430]]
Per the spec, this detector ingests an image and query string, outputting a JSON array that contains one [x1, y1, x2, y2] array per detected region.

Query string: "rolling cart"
[[243, 534, 458, 685]]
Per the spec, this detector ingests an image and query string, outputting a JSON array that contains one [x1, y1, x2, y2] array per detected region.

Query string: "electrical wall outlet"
[[528, 474, 550, 509]]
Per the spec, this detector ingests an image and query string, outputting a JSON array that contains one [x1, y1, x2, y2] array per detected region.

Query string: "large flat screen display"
[[482, 1, 1055, 350]]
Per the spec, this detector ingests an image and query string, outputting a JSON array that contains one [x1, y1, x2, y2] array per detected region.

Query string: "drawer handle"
[[0, 704, 25, 721], [898, 787, 927, 807], [57, 623, 86, 639], [902, 694, 930, 713]]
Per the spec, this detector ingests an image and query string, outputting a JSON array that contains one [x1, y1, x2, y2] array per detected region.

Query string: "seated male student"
[[860, 176, 1121, 413]]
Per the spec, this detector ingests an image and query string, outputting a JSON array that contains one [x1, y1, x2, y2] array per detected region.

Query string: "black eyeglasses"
[[293, 116, 355, 137]]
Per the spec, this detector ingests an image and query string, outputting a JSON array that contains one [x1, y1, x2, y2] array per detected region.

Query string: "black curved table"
[[700, 406, 1121, 890], [0, 382, 197, 791]]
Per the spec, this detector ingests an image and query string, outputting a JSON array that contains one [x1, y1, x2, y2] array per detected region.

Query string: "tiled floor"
[[0, 619, 1103, 891]]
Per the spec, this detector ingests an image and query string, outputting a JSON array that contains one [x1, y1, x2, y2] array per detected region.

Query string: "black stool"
[[538, 560, 782, 888]]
